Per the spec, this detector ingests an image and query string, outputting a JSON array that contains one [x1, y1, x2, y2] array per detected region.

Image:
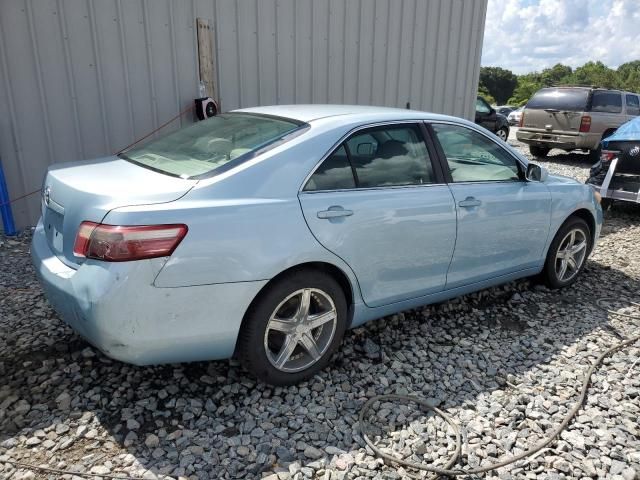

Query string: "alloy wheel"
[[554, 228, 588, 282], [263, 288, 338, 373], [497, 128, 508, 141]]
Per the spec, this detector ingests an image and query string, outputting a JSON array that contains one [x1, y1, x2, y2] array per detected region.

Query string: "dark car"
[[496, 105, 516, 116], [476, 96, 510, 141], [587, 116, 640, 208]]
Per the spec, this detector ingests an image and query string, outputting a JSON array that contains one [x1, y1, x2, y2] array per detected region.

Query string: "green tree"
[[477, 84, 496, 105], [479, 66, 518, 105], [508, 79, 542, 106], [568, 61, 618, 88], [617, 61, 640, 92], [486, 60, 640, 109], [540, 63, 573, 86]]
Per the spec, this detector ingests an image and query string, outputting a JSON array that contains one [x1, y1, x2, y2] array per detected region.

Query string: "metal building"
[[0, 0, 488, 230]]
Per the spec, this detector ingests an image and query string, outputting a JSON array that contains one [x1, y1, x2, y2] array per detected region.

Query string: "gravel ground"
[[1, 135, 640, 480]]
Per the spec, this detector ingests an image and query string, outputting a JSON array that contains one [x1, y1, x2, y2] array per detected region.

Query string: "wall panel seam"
[[25, 0, 56, 164], [88, 0, 112, 150]]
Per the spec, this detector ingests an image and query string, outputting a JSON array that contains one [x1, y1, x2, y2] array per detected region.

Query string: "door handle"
[[317, 207, 354, 219], [458, 197, 482, 208]]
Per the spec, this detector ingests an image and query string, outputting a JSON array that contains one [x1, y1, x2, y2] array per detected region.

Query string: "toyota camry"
[[32, 105, 603, 385]]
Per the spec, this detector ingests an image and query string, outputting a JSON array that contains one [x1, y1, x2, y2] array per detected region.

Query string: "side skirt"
[[350, 266, 543, 327]]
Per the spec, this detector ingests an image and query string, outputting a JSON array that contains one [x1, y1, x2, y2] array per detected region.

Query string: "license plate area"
[[44, 207, 65, 254]]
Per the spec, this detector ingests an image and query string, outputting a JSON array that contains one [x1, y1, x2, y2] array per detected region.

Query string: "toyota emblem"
[[43, 186, 51, 206], [630, 146, 640, 157]]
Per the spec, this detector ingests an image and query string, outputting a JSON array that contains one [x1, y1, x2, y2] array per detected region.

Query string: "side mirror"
[[526, 163, 548, 182]]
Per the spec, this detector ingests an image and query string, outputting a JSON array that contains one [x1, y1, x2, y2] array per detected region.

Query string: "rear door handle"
[[317, 207, 354, 219], [458, 197, 482, 208]]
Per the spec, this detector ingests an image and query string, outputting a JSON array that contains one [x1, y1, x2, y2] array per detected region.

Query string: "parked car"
[[587, 116, 640, 208], [496, 105, 516, 116], [476, 96, 510, 141], [516, 86, 640, 159], [508, 106, 524, 126], [32, 105, 602, 385]]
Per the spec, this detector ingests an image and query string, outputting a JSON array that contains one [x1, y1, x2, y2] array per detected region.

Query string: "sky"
[[481, 0, 640, 74]]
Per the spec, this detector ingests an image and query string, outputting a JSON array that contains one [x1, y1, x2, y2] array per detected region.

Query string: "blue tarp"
[[602, 116, 640, 146]]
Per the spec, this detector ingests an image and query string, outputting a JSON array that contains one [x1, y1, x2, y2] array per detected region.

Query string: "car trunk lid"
[[41, 156, 197, 267]]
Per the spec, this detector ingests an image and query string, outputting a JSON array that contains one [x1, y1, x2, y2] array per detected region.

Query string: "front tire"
[[237, 270, 347, 385], [542, 217, 591, 289], [496, 127, 509, 141]]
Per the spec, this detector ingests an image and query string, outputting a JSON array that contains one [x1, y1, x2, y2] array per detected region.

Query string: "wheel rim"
[[497, 129, 507, 141], [555, 228, 588, 282], [264, 288, 337, 373]]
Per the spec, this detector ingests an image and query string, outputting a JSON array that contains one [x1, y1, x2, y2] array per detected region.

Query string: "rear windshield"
[[121, 113, 304, 179], [526, 88, 589, 112]]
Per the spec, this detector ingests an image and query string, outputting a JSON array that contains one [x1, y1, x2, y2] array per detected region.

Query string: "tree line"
[[478, 61, 640, 106]]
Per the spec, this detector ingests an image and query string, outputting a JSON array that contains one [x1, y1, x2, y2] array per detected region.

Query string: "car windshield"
[[527, 88, 589, 111], [121, 113, 303, 178]]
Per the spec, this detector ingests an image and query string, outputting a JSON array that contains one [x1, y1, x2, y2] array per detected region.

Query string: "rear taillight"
[[600, 150, 618, 163], [518, 111, 524, 128], [73, 222, 188, 261], [579, 115, 591, 132]]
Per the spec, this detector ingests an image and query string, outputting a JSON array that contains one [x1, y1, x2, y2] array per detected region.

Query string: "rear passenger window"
[[591, 91, 622, 113], [626, 94, 640, 115], [304, 145, 356, 191], [304, 125, 434, 191], [346, 125, 434, 188]]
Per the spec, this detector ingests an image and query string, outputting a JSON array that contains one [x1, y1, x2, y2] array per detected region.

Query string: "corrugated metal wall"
[[0, 0, 487, 230]]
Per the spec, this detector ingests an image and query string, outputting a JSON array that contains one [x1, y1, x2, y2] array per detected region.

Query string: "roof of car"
[[234, 104, 438, 123]]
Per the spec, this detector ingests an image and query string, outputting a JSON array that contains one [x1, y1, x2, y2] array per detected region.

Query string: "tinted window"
[[304, 145, 355, 191], [346, 125, 434, 188], [432, 124, 521, 182], [626, 94, 640, 115], [476, 98, 491, 114], [526, 88, 589, 111], [591, 91, 622, 113]]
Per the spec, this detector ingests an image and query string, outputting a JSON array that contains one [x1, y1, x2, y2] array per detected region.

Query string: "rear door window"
[[591, 91, 623, 113], [626, 94, 640, 115], [304, 124, 435, 190], [346, 125, 434, 188], [303, 146, 355, 191], [526, 88, 589, 111]]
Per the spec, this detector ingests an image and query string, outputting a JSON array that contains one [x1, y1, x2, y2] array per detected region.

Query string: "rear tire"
[[237, 270, 347, 386], [589, 145, 601, 163], [542, 217, 592, 289], [496, 127, 509, 141], [529, 145, 550, 157]]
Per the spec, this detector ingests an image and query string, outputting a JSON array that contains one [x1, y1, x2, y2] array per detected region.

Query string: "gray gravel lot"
[[1, 135, 639, 480]]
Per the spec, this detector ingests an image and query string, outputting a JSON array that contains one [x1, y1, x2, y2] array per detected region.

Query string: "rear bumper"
[[517, 130, 600, 150], [30, 220, 267, 365]]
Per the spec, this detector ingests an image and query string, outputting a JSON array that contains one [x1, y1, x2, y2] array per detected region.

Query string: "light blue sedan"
[[31, 105, 603, 385]]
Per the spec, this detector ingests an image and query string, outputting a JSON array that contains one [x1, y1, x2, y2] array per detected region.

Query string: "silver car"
[[32, 105, 602, 385]]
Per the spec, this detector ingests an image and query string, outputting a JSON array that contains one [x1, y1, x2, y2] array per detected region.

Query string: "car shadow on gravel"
[[1, 222, 638, 479]]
